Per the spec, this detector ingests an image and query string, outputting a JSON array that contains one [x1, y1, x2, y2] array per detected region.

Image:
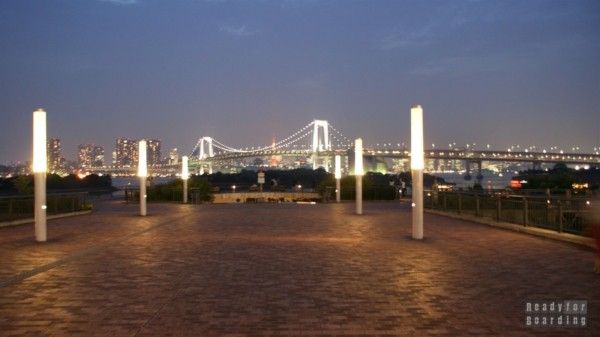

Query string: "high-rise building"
[[47, 138, 63, 173], [147, 139, 161, 166], [169, 148, 179, 165], [78, 144, 104, 168], [115, 138, 160, 167], [115, 138, 137, 168]]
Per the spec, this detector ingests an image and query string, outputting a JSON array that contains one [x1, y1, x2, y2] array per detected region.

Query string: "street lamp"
[[181, 155, 189, 203], [138, 140, 147, 216], [33, 108, 47, 242], [334, 154, 341, 203], [411, 105, 424, 239], [355, 138, 363, 215]]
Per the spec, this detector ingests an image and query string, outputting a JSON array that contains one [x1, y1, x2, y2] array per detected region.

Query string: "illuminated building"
[[47, 138, 64, 173], [169, 148, 179, 165], [146, 139, 161, 166], [115, 138, 137, 168], [115, 138, 160, 168], [78, 144, 104, 168]]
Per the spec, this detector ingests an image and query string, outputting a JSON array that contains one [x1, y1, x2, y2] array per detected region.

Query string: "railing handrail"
[[0, 191, 88, 200], [427, 190, 593, 202]]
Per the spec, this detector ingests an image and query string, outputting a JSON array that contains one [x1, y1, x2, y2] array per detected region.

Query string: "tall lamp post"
[[355, 138, 363, 214], [411, 105, 424, 239], [334, 155, 341, 203], [138, 140, 147, 216], [181, 155, 189, 203], [33, 108, 47, 242]]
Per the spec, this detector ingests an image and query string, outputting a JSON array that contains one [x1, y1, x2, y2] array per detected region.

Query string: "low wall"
[[0, 210, 93, 228], [212, 192, 320, 204]]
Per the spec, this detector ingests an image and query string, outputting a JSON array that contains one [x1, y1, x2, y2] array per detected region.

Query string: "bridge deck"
[[0, 200, 597, 336]]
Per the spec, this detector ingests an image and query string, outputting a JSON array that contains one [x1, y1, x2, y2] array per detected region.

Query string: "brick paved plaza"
[[0, 200, 598, 336]]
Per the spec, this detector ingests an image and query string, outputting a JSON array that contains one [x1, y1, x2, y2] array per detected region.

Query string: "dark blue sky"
[[1, 0, 599, 163]]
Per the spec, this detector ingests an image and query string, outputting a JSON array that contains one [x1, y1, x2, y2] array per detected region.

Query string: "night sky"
[[1, 0, 599, 163]]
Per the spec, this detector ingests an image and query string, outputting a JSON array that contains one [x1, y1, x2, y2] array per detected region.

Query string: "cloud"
[[219, 25, 256, 37], [98, 0, 139, 5], [377, 23, 438, 51], [409, 54, 508, 76]]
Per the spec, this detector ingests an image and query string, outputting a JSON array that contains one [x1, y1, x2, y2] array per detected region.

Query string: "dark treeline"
[[147, 175, 212, 202], [204, 168, 442, 191], [0, 174, 113, 195], [206, 168, 330, 191], [514, 164, 600, 191], [317, 171, 444, 200]]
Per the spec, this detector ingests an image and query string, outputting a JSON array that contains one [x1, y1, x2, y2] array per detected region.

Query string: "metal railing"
[[0, 192, 91, 222], [123, 187, 211, 204], [424, 191, 595, 236]]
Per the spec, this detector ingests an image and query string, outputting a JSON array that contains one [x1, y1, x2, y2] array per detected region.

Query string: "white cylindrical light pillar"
[[33, 108, 47, 242], [411, 105, 424, 239], [355, 138, 363, 215], [138, 140, 147, 216], [334, 155, 341, 203], [182, 155, 189, 203]]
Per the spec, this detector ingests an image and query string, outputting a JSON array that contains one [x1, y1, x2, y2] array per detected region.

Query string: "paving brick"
[[0, 200, 598, 336]]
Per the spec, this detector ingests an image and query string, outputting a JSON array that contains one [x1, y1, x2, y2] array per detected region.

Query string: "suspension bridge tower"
[[312, 120, 331, 171], [198, 136, 214, 174]]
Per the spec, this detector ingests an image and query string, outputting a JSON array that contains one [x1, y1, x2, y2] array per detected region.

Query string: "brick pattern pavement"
[[0, 200, 598, 336]]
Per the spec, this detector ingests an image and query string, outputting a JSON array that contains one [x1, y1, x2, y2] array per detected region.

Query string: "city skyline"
[[2, 122, 600, 167], [1, 0, 599, 163]]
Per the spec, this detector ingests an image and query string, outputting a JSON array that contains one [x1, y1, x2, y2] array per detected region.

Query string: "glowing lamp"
[[33, 108, 47, 242], [334, 155, 341, 179], [181, 156, 189, 180], [138, 140, 147, 177], [410, 105, 424, 170], [354, 138, 363, 176], [33, 109, 47, 173], [410, 104, 424, 239]]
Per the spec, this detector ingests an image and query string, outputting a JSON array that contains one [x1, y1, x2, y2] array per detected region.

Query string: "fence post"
[[443, 193, 447, 211], [545, 200, 550, 224], [523, 197, 528, 226], [558, 203, 563, 233], [8, 198, 13, 219], [475, 194, 480, 217], [458, 193, 462, 214], [496, 196, 501, 222]]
